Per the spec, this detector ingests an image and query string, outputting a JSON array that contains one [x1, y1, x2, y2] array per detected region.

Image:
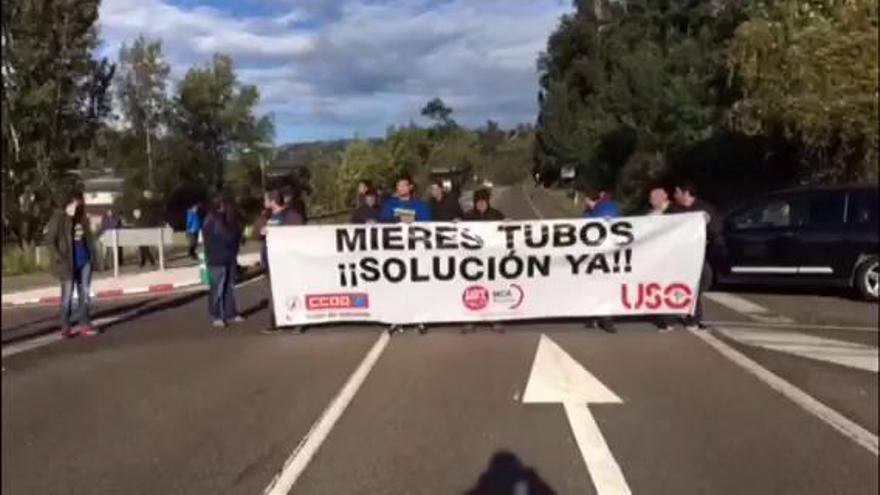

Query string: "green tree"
[[1, 0, 114, 247], [420, 97, 454, 126], [729, 0, 879, 181], [339, 139, 398, 200], [535, 0, 746, 196], [173, 54, 269, 192]]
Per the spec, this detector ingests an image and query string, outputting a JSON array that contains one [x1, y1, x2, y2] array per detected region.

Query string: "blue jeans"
[[61, 262, 92, 327], [208, 264, 238, 321]]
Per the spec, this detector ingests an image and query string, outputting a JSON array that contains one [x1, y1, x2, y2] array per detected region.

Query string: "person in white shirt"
[[648, 187, 671, 215], [648, 187, 674, 332]]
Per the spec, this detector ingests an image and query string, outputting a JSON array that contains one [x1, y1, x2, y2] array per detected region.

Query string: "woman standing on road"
[[203, 196, 244, 328]]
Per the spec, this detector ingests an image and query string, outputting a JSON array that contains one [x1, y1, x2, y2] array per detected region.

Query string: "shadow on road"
[[464, 451, 556, 495], [241, 298, 269, 318], [1, 299, 158, 345], [99, 291, 208, 333]]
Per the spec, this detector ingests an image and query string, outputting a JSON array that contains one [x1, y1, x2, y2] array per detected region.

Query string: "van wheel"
[[854, 256, 879, 302]]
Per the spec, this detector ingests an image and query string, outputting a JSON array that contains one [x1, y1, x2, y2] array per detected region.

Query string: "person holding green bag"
[[202, 196, 244, 328]]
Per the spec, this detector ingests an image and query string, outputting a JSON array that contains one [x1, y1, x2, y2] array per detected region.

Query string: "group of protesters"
[[581, 181, 720, 334], [47, 173, 715, 339]]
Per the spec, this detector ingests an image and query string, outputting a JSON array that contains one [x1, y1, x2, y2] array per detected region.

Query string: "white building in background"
[[79, 170, 124, 232]]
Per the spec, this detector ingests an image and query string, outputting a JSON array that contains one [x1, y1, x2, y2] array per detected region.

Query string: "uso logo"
[[621, 283, 693, 310], [462, 285, 490, 311], [306, 293, 370, 311]]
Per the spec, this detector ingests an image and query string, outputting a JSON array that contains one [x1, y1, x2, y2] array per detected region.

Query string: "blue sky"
[[99, 0, 572, 144]]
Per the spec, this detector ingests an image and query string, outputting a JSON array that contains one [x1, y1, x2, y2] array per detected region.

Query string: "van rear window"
[[847, 190, 879, 226]]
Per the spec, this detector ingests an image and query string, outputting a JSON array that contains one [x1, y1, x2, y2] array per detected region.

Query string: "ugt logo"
[[620, 283, 693, 310]]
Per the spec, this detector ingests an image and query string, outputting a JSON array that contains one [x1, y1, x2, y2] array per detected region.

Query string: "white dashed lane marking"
[[717, 327, 878, 373]]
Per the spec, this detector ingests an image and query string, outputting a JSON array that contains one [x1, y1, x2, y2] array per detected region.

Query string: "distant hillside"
[[271, 140, 348, 170]]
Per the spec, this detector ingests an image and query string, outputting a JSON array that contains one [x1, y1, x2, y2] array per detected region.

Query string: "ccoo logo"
[[306, 293, 370, 311], [621, 283, 693, 310]]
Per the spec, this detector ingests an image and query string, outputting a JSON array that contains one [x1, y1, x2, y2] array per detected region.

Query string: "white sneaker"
[[232, 316, 246, 324], [212, 320, 226, 328]]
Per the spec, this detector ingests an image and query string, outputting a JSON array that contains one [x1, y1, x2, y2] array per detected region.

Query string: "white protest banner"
[[267, 213, 706, 326]]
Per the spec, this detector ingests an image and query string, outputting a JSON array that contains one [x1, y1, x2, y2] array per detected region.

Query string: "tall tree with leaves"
[[174, 54, 269, 192], [535, 0, 746, 195], [729, 0, 879, 182], [1, 0, 114, 247], [116, 35, 170, 192]]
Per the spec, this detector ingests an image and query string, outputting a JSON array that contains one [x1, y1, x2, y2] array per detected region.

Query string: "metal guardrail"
[[99, 227, 175, 277]]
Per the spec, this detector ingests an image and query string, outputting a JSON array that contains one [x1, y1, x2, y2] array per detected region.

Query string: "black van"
[[708, 184, 879, 301]]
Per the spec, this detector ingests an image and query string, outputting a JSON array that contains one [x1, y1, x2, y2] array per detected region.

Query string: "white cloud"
[[99, 0, 572, 142]]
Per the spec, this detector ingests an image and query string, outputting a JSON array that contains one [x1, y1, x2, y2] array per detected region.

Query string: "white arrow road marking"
[[523, 334, 631, 495], [718, 327, 878, 373]]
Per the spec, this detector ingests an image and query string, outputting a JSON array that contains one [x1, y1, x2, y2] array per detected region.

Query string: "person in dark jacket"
[[582, 188, 620, 334], [282, 185, 308, 224], [462, 188, 506, 334], [672, 182, 719, 330], [350, 187, 381, 224], [464, 188, 505, 221], [203, 196, 244, 328], [46, 191, 99, 338], [354, 179, 373, 208], [429, 181, 464, 221], [260, 189, 305, 333]]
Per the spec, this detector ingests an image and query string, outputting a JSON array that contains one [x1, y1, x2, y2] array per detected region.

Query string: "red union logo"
[[620, 283, 694, 311], [306, 293, 370, 311], [462, 285, 490, 311]]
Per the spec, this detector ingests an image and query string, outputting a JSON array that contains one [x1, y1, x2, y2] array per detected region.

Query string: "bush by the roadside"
[[2, 246, 49, 276]]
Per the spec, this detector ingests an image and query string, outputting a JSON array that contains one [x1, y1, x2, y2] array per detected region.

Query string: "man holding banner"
[[379, 175, 431, 334], [672, 182, 720, 331], [581, 188, 621, 334], [261, 189, 305, 334], [462, 188, 506, 334]]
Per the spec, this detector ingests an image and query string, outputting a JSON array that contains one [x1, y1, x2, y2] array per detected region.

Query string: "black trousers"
[[186, 233, 198, 259], [103, 246, 123, 270], [684, 262, 711, 324], [139, 246, 156, 268], [267, 271, 276, 329]]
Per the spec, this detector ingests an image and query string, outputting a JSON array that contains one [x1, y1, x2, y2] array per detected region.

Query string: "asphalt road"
[[2, 184, 877, 495]]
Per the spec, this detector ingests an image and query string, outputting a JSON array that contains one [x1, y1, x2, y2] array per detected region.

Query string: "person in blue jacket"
[[380, 175, 431, 224], [379, 175, 431, 335], [582, 188, 620, 334], [203, 196, 244, 328], [582, 189, 621, 218], [185, 203, 202, 260]]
